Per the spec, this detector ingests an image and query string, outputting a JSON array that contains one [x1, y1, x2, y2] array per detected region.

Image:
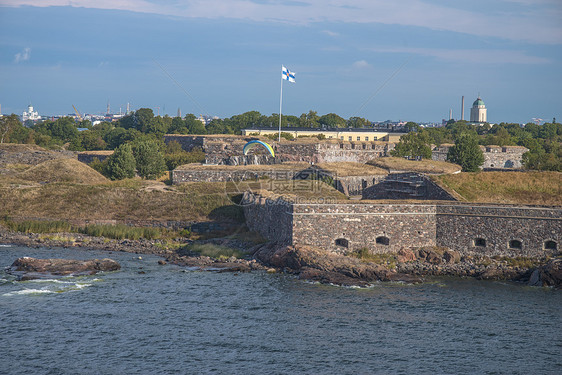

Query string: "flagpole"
[[279, 66, 284, 143]]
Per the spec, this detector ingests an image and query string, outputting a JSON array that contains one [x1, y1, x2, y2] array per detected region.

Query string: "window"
[[376, 236, 390, 245], [335, 238, 349, 248], [544, 240, 557, 251], [509, 240, 522, 249], [340, 136, 344, 140], [474, 238, 486, 247], [357, 136, 361, 141], [348, 136, 352, 141], [365, 137, 369, 141]]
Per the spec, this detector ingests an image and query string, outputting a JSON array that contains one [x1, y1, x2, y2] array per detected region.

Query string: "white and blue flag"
[[282, 66, 295, 83]]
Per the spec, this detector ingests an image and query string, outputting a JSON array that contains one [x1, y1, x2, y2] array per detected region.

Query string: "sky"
[[0, 0, 561, 124]]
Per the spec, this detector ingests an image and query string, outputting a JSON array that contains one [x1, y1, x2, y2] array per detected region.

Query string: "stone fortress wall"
[[165, 135, 526, 170], [432, 144, 527, 169], [242, 193, 561, 258]]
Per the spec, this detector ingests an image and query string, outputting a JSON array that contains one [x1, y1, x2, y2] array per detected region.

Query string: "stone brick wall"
[[164, 134, 394, 165], [243, 193, 561, 258], [291, 203, 437, 253], [436, 205, 561, 257], [172, 168, 299, 184], [77, 152, 113, 164], [432, 145, 528, 169], [241, 192, 293, 245], [362, 173, 457, 201]]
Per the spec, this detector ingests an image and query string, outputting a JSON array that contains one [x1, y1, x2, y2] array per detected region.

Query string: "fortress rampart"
[[242, 193, 561, 258]]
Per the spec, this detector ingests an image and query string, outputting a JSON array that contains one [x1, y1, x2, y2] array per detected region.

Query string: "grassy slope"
[[368, 157, 461, 174], [435, 171, 562, 206]]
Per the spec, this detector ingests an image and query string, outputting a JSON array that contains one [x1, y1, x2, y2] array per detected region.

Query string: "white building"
[[22, 104, 41, 122], [470, 96, 487, 123]]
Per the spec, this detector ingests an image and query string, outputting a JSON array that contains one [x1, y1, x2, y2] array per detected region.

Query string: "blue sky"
[[1, 0, 561, 123]]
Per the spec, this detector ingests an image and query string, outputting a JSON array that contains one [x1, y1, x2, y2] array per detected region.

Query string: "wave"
[[3, 289, 56, 296]]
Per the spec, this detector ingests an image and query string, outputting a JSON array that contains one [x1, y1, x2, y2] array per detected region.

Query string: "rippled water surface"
[[1, 245, 561, 374]]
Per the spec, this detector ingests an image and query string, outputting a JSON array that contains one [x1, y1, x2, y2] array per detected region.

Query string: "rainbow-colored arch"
[[243, 140, 275, 157]]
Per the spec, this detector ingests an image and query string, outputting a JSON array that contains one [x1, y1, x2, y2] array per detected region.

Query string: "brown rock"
[[9, 257, 121, 280], [537, 259, 562, 288], [397, 248, 416, 263], [443, 250, 460, 264]]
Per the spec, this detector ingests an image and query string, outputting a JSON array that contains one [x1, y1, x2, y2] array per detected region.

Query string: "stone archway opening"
[[544, 240, 557, 251], [376, 236, 390, 246], [474, 238, 486, 247], [335, 238, 349, 248], [509, 240, 522, 249]]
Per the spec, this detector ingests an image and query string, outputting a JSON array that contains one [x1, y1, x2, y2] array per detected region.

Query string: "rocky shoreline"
[[1, 227, 560, 288]]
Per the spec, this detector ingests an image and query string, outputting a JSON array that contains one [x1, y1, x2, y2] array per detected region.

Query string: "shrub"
[[184, 243, 244, 259], [2, 219, 72, 234], [132, 140, 167, 179], [79, 224, 162, 240], [106, 143, 136, 180]]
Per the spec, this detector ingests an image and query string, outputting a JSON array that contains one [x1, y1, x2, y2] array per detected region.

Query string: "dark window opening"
[[509, 240, 522, 249], [376, 236, 390, 245], [544, 240, 557, 251], [335, 238, 349, 248], [474, 238, 486, 247]]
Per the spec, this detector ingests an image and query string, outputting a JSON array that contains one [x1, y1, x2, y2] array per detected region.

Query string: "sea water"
[[0, 245, 560, 375]]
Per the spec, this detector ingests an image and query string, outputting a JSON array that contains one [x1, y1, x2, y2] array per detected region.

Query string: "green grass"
[[1, 219, 72, 233], [436, 171, 562, 206], [79, 224, 163, 240], [184, 243, 245, 260], [351, 248, 397, 268]]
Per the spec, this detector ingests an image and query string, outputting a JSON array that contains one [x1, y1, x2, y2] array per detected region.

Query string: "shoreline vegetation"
[[1, 222, 560, 288], [0, 143, 560, 288]]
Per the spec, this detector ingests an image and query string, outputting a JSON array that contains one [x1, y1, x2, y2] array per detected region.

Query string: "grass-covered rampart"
[[435, 171, 561, 206]]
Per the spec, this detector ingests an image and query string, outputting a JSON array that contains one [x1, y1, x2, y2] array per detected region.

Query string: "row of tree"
[[391, 120, 561, 171], [0, 109, 560, 172]]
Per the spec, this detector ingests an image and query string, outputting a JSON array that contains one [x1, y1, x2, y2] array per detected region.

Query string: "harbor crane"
[[72, 105, 83, 121]]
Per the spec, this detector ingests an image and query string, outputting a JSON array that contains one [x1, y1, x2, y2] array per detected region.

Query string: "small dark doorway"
[[509, 240, 522, 249], [474, 238, 486, 247], [376, 236, 390, 245], [335, 238, 349, 248], [544, 240, 557, 251]]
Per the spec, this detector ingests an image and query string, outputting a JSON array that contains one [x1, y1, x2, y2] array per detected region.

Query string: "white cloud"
[[352, 60, 371, 69], [2, 0, 561, 44], [322, 30, 339, 37], [14, 47, 31, 63], [370, 47, 551, 65]]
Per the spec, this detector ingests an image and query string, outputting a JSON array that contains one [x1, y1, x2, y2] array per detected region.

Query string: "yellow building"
[[242, 128, 406, 143]]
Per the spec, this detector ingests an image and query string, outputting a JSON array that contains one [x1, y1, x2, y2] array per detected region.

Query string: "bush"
[[79, 224, 162, 240], [106, 143, 136, 180], [2, 219, 72, 233], [132, 140, 167, 179], [184, 243, 244, 259]]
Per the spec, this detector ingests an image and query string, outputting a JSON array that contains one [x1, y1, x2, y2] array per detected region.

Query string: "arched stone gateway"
[[509, 240, 522, 249], [376, 236, 390, 246], [544, 240, 557, 251], [335, 238, 349, 248], [474, 238, 487, 247]]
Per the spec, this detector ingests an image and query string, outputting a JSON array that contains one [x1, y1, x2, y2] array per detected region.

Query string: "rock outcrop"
[[252, 243, 422, 286], [8, 257, 121, 280]]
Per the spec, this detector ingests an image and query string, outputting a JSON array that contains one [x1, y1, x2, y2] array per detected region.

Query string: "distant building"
[[22, 104, 40, 122], [470, 96, 487, 123], [242, 127, 407, 143]]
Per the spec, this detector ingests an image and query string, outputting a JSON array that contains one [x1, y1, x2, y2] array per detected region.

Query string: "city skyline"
[[1, 1, 561, 123]]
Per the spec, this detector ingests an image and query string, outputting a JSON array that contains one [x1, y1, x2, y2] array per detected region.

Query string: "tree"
[[391, 130, 432, 159], [447, 134, 484, 172], [132, 140, 166, 179], [404, 122, 420, 132], [105, 143, 136, 180], [0, 114, 20, 143], [347, 116, 370, 128], [318, 113, 346, 128]]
